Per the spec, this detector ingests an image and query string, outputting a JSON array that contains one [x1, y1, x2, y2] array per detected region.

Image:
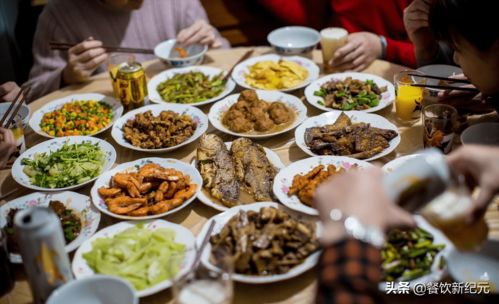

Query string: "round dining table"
[[2, 47, 499, 304]]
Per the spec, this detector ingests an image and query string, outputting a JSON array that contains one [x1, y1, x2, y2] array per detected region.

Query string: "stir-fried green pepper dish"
[[156, 71, 225, 104], [381, 227, 445, 281]]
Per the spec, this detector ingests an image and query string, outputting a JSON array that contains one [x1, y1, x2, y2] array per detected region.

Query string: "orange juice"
[[395, 85, 423, 121]]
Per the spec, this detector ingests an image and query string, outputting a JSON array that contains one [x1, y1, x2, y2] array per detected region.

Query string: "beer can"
[[14, 207, 73, 304], [116, 62, 148, 111]]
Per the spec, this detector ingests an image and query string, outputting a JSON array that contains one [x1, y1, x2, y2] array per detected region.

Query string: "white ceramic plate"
[[0, 191, 100, 263], [295, 111, 400, 161], [379, 215, 453, 291], [147, 66, 236, 106], [91, 158, 202, 220], [382, 154, 421, 173], [231, 54, 320, 92], [29, 93, 123, 139], [12, 136, 116, 192], [192, 142, 285, 212], [198, 202, 322, 283], [304, 72, 395, 113], [273, 156, 373, 216], [208, 90, 308, 139], [72, 220, 196, 298], [111, 104, 208, 153]]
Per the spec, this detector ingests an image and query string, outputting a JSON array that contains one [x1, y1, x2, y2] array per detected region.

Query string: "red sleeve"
[[384, 37, 417, 68], [257, 0, 330, 28]]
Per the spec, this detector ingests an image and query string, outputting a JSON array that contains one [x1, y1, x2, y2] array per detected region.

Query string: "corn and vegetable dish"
[[40, 100, 113, 137]]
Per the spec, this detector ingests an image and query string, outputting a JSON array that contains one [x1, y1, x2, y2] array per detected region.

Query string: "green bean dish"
[[156, 71, 225, 104]]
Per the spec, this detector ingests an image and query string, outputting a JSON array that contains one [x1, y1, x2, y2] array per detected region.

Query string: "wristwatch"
[[329, 208, 385, 248], [379, 35, 387, 60]]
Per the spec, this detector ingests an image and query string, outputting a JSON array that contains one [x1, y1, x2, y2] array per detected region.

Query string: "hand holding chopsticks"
[[0, 86, 30, 129]]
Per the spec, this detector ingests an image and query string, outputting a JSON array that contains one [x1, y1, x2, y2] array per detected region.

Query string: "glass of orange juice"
[[394, 70, 426, 124]]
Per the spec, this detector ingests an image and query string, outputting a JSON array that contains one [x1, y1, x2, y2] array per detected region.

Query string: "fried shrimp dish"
[[98, 163, 197, 216], [123, 110, 196, 149]]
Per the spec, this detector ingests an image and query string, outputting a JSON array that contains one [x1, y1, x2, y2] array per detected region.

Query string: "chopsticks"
[[409, 83, 479, 92], [49, 41, 154, 55], [0, 86, 30, 129], [407, 73, 471, 84], [223, 49, 254, 83], [190, 220, 216, 273]]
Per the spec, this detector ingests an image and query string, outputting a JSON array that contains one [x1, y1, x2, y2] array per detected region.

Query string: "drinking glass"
[[107, 53, 136, 98], [0, 229, 15, 300], [423, 104, 458, 154], [320, 27, 348, 73], [394, 70, 426, 124]]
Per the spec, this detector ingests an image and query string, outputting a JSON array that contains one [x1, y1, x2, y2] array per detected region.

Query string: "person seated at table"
[[257, 0, 417, 70], [0, 82, 21, 103], [314, 145, 499, 304], [24, 0, 229, 100], [0, 128, 17, 169]]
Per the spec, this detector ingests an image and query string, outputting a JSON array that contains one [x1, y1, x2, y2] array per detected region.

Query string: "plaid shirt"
[[316, 238, 383, 304]]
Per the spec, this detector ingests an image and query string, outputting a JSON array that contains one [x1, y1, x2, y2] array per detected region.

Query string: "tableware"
[[416, 64, 463, 101], [91, 157, 202, 220], [394, 70, 425, 123], [208, 90, 308, 139], [423, 104, 458, 154], [378, 215, 453, 291], [197, 202, 321, 284], [382, 154, 420, 173], [320, 27, 348, 73], [72, 220, 196, 298], [50, 41, 153, 55], [29, 93, 124, 139], [0, 101, 30, 128], [304, 72, 395, 113], [148, 66, 236, 106], [461, 122, 499, 146], [267, 26, 320, 55], [295, 111, 400, 161], [273, 156, 373, 216], [12, 136, 116, 192], [447, 239, 499, 293], [192, 142, 285, 212], [231, 54, 320, 92], [111, 104, 208, 153], [223, 49, 254, 83], [154, 39, 208, 67], [0, 191, 100, 264]]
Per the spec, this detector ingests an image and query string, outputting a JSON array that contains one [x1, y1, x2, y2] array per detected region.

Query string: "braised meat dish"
[[210, 207, 319, 276], [305, 113, 398, 159], [222, 90, 294, 134], [123, 110, 196, 149]]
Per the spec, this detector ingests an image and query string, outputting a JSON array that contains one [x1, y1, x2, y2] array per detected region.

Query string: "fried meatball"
[[268, 102, 292, 124]]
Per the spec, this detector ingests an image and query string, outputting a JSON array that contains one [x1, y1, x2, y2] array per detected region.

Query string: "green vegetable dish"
[[21, 142, 105, 188], [82, 224, 185, 290], [381, 227, 445, 282], [156, 71, 225, 104], [314, 77, 387, 110]]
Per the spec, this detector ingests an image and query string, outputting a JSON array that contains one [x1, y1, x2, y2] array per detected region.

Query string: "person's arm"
[[257, 0, 330, 29], [384, 37, 417, 68]]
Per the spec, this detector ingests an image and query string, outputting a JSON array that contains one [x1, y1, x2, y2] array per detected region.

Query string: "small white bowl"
[[461, 122, 499, 146], [46, 275, 138, 304], [0, 102, 30, 128], [267, 26, 320, 55], [154, 39, 207, 67]]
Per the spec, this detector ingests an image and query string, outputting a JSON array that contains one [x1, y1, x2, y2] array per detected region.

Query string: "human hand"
[[403, 0, 440, 62], [0, 82, 21, 103], [62, 37, 108, 85], [177, 20, 222, 48], [314, 167, 415, 245], [0, 128, 17, 169], [330, 32, 382, 72], [447, 145, 499, 222]]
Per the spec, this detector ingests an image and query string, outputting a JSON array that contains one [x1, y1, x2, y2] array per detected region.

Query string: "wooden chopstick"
[[407, 73, 471, 84], [0, 188, 21, 200], [0, 88, 23, 127], [4, 87, 30, 129], [49, 41, 154, 55], [190, 220, 216, 273], [410, 83, 479, 92], [223, 49, 254, 83]]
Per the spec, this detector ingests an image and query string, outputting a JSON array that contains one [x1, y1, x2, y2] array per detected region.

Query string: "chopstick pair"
[[407, 73, 478, 92], [0, 86, 30, 129], [49, 41, 154, 55], [223, 49, 254, 83]]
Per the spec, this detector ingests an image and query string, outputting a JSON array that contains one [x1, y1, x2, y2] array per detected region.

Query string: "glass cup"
[[320, 27, 348, 73], [107, 53, 136, 99], [0, 229, 15, 299], [394, 70, 426, 124], [423, 104, 458, 154]]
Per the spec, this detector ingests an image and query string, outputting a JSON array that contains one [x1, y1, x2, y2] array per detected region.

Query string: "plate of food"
[[72, 220, 196, 298], [382, 154, 421, 173], [379, 215, 452, 290], [198, 202, 321, 283], [231, 54, 320, 92], [12, 136, 116, 191], [208, 89, 307, 139], [273, 156, 373, 216], [111, 104, 208, 153], [304, 72, 395, 113], [0, 191, 100, 263], [29, 93, 123, 138], [295, 111, 400, 161], [147, 66, 236, 106], [91, 158, 201, 220], [193, 134, 285, 212]]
